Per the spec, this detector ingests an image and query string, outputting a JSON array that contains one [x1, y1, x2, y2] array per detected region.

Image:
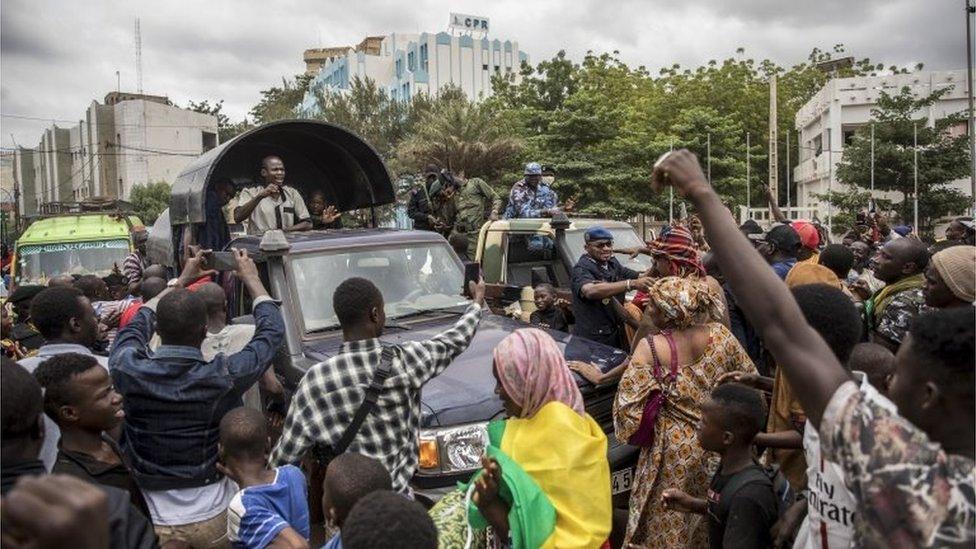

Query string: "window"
[[201, 131, 217, 151], [812, 134, 823, 156], [505, 234, 569, 288], [482, 64, 489, 71], [408, 51, 416, 71]]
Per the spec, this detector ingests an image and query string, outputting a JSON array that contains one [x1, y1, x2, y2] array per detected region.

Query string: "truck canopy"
[[169, 119, 394, 225]]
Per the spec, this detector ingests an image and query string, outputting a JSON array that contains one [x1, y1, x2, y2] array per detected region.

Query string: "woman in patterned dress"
[[614, 277, 757, 548]]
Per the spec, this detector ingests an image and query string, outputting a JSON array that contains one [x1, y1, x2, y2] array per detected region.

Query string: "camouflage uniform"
[[875, 287, 926, 346], [821, 381, 975, 546], [503, 180, 559, 219], [452, 177, 502, 256]]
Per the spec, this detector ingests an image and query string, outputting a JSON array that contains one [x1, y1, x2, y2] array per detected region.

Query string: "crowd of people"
[[1, 148, 974, 549]]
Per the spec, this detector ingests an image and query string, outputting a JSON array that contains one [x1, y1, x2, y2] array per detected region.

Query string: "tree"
[[250, 74, 312, 125], [836, 86, 970, 236], [311, 77, 417, 160], [130, 181, 171, 225], [397, 91, 522, 182], [187, 99, 251, 142]]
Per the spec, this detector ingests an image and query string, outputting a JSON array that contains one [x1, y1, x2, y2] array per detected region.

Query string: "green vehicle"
[[475, 215, 653, 309], [13, 209, 143, 286]]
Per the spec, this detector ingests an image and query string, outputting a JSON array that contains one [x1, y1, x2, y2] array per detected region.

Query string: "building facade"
[[300, 31, 528, 114], [12, 92, 218, 216], [793, 70, 973, 222]]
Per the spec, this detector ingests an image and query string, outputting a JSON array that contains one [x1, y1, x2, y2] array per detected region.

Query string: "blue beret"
[[524, 162, 542, 175], [584, 226, 614, 242]]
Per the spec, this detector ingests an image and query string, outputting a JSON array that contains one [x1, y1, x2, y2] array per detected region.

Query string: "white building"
[[793, 70, 973, 223], [300, 31, 528, 114], [13, 92, 218, 215]]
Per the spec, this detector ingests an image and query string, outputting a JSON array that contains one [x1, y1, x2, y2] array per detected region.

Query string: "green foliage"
[[187, 99, 251, 143], [836, 86, 970, 236], [397, 91, 522, 182], [249, 74, 312, 125], [813, 188, 892, 235], [130, 181, 171, 225]]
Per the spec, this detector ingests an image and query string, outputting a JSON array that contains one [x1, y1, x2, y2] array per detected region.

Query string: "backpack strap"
[[332, 345, 396, 455]]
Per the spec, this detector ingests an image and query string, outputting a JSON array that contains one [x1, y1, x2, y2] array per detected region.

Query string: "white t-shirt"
[[793, 372, 897, 549], [237, 185, 310, 235], [144, 477, 239, 526]]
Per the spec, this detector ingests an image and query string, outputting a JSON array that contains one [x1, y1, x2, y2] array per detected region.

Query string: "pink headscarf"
[[493, 328, 585, 418]]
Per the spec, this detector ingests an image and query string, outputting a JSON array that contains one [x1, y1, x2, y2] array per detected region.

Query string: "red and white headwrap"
[[648, 225, 705, 278]]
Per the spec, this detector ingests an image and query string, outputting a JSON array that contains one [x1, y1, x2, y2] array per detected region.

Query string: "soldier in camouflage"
[[864, 238, 930, 351], [450, 174, 502, 257]]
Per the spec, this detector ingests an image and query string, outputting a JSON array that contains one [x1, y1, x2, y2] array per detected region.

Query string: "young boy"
[[529, 283, 569, 332], [663, 383, 779, 549], [33, 352, 149, 517], [219, 407, 309, 549], [847, 342, 895, 396], [321, 453, 393, 549]]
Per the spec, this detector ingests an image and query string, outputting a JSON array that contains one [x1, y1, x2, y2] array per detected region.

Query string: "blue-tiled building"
[[300, 32, 529, 114]]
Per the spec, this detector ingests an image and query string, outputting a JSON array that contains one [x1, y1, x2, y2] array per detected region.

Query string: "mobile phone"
[[462, 261, 481, 297], [205, 251, 238, 271]]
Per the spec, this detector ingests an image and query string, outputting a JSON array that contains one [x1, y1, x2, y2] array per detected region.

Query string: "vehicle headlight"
[[418, 422, 489, 474]]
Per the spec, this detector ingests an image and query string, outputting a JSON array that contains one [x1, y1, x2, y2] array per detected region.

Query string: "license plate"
[[612, 468, 633, 495]]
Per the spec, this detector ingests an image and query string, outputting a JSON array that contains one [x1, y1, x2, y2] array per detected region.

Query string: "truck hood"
[[302, 311, 627, 428]]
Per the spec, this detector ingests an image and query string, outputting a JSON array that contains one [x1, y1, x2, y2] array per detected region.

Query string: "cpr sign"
[[449, 13, 489, 33]]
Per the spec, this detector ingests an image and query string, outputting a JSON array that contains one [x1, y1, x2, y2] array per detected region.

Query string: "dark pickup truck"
[[148, 120, 639, 511]]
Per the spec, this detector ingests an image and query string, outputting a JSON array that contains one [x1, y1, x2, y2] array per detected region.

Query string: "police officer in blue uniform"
[[571, 226, 653, 349]]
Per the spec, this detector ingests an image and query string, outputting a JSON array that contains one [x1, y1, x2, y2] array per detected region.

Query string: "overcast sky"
[[1, 0, 970, 149]]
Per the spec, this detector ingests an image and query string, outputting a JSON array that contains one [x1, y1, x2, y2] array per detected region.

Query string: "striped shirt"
[[226, 465, 309, 548], [121, 251, 146, 285]]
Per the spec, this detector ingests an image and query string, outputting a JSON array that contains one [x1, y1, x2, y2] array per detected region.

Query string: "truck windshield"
[[290, 243, 469, 332], [564, 227, 653, 271], [15, 239, 131, 285]]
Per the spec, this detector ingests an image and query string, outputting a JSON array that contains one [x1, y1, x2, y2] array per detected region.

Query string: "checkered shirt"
[[270, 303, 483, 493]]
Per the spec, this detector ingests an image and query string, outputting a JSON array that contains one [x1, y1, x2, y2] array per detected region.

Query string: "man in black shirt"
[[663, 383, 779, 548], [407, 164, 440, 231], [570, 226, 652, 348], [8, 284, 45, 352], [309, 189, 343, 230], [0, 360, 157, 548], [34, 352, 149, 517], [529, 283, 569, 332]]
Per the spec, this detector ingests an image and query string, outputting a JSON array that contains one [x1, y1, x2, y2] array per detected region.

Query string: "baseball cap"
[[791, 221, 820, 250], [750, 224, 801, 254], [584, 226, 614, 243], [524, 162, 542, 176]]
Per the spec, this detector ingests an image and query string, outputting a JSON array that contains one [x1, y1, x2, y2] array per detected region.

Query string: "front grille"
[[583, 384, 618, 433]]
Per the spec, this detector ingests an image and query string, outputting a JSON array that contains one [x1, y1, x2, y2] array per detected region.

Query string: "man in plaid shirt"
[[270, 277, 485, 493]]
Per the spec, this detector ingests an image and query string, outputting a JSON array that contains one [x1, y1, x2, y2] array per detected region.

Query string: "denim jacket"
[[109, 295, 284, 491]]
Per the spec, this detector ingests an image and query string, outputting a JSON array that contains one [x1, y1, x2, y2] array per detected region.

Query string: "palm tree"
[[397, 90, 522, 181]]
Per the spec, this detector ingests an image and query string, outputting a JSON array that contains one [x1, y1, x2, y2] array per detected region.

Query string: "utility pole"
[[706, 132, 711, 184], [135, 18, 143, 94], [870, 123, 875, 211], [827, 128, 833, 234], [768, 75, 778, 203], [786, 130, 791, 209], [669, 139, 674, 225], [914, 122, 919, 232], [967, 0, 975, 214], [746, 132, 751, 212]]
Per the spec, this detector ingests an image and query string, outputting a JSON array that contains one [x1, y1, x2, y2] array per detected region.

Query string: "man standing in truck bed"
[[234, 155, 312, 235], [451, 173, 502, 258]]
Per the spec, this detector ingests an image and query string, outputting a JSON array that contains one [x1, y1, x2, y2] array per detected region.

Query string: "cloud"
[[1, 0, 967, 150]]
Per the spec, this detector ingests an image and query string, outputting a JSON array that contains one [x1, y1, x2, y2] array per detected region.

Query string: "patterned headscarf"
[[644, 276, 724, 329], [493, 328, 585, 418], [648, 225, 705, 278]]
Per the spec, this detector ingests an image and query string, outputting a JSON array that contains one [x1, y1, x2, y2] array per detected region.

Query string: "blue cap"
[[524, 162, 542, 175], [584, 226, 614, 243], [893, 225, 912, 237]]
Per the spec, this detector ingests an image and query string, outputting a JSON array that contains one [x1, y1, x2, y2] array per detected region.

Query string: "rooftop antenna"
[[134, 17, 143, 94]]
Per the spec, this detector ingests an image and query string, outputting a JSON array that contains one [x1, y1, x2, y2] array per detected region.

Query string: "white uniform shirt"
[[793, 372, 897, 549], [237, 185, 310, 235]]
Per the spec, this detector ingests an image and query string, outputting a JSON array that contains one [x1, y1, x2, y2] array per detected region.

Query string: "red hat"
[[791, 221, 820, 250]]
